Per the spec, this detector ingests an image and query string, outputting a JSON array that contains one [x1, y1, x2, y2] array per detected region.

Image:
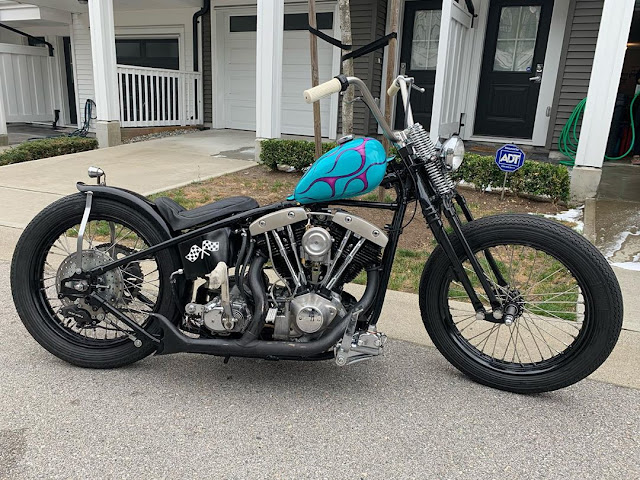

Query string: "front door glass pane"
[[410, 10, 441, 70], [494, 6, 541, 72]]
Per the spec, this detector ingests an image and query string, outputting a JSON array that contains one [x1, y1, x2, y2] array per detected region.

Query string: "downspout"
[[192, 0, 211, 72]]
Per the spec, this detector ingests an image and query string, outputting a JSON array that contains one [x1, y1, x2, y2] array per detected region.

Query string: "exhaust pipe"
[[154, 266, 380, 359]]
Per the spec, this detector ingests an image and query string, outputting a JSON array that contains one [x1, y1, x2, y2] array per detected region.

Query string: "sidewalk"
[[0, 129, 256, 230]]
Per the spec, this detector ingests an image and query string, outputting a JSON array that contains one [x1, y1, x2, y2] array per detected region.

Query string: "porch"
[[0, 0, 206, 147]]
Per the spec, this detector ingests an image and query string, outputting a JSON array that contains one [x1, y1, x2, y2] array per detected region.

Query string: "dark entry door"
[[394, 0, 442, 129], [474, 0, 553, 138]]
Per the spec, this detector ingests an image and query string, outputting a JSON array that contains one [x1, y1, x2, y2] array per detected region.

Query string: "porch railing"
[[116, 65, 203, 128]]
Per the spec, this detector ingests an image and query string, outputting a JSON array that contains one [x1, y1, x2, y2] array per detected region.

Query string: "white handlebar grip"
[[303, 78, 342, 104], [387, 79, 401, 98]]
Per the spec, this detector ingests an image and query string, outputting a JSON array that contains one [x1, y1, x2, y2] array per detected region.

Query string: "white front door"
[[221, 10, 335, 137]]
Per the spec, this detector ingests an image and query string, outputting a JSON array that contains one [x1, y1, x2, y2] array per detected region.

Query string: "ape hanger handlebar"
[[303, 74, 424, 142]]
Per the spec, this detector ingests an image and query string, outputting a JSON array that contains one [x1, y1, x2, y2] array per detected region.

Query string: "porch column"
[[572, 0, 635, 200], [0, 80, 7, 147], [88, 0, 121, 147], [255, 0, 284, 140]]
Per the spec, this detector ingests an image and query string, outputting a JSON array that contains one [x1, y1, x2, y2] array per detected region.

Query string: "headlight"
[[441, 136, 465, 171]]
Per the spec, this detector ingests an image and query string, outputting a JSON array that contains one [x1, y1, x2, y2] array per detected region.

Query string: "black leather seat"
[[155, 196, 259, 231]]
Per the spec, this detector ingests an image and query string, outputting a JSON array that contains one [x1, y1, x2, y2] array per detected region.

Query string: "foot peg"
[[334, 326, 387, 367]]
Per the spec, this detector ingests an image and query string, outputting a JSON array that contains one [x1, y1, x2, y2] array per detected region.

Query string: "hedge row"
[[0, 136, 98, 166], [260, 138, 570, 203], [451, 153, 570, 203], [260, 139, 337, 171]]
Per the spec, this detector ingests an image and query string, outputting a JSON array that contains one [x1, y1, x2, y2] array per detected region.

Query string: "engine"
[[180, 208, 387, 341], [251, 207, 387, 340]]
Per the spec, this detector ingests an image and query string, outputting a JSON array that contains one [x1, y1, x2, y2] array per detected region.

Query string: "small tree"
[[338, 0, 354, 135]]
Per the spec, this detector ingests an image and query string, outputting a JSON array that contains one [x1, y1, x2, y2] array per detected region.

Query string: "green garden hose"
[[558, 91, 640, 166]]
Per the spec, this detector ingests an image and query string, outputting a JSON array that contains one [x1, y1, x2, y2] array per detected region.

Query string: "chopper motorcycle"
[[10, 74, 622, 393]]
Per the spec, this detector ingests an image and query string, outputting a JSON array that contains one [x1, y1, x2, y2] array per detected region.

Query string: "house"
[[0, 0, 636, 200]]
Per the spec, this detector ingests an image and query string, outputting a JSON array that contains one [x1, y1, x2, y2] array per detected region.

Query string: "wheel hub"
[[56, 250, 124, 325], [483, 287, 525, 324]]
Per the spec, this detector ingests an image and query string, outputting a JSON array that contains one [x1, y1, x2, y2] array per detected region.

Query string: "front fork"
[[416, 179, 506, 320]]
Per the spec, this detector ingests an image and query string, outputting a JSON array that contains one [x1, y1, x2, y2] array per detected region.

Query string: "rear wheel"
[[11, 194, 178, 368], [419, 214, 623, 393]]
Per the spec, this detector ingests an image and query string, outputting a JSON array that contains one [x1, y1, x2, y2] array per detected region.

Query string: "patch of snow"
[[541, 206, 584, 233], [611, 261, 640, 271], [602, 229, 640, 260]]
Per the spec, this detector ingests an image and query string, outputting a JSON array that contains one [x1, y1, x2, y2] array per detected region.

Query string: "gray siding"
[[547, 0, 603, 150], [337, 0, 388, 136], [203, 9, 213, 125]]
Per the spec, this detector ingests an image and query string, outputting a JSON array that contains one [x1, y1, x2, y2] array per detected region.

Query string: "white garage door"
[[223, 12, 335, 137]]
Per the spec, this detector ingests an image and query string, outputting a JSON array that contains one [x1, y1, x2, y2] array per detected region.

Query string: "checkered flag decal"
[[202, 240, 219, 253], [185, 240, 220, 263]]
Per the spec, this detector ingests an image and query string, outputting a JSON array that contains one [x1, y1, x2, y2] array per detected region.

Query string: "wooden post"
[[338, 0, 354, 135], [383, 0, 401, 151], [380, 0, 401, 200], [308, 0, 322, 159]]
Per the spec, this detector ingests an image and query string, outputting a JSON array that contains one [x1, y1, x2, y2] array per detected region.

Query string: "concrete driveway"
[[0, 129, 256, 230], [0, 263, 638, 479]]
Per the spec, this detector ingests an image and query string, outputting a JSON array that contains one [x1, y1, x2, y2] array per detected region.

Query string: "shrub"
[[0, 136, 99, 166], [259, 139, 570, 203], [260, 139, 337, 171], [451, 153, 570, 203]]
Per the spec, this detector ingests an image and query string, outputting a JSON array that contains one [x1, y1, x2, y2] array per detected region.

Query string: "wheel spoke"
[[39, 217, 161, 344], [447, 240, 586, 368]]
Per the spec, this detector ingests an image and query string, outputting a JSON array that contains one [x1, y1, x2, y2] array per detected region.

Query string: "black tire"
[[419, 214, 623, 394], [11, 194, 179, 368]]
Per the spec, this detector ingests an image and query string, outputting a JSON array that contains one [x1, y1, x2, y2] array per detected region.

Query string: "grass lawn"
[[149, 165, 578, 296]]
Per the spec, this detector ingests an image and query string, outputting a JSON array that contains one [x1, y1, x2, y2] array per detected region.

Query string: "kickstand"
[[223, 355, 231, 364]]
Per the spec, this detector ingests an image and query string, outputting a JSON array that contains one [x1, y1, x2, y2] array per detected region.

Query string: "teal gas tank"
[[290, 137, 388, 204]]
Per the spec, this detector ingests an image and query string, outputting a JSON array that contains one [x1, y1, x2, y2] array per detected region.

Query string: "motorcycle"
[[10, 74, 623, 393]]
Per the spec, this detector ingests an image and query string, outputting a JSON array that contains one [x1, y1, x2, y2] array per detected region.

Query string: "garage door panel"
[[225, 104, 256, 130], [223, 12, 335, 137], [227, 78, 256, 97]]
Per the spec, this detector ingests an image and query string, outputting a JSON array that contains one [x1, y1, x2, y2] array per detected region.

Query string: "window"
[[410, 10, 441, 71], [284, 13, 333, 31], [230, 15, 257, 32], [115, 39, 179, 70], [116, 41, 141, 58], [229, 13, 333, 33], [28, 36, 46, 48], [493, 6, 541, 72]]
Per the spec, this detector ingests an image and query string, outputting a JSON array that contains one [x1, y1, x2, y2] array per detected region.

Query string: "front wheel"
[[420, 214, 623, 393]]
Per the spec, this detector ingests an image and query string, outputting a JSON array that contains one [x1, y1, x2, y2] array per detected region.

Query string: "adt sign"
[[495, 144, 525, 172]]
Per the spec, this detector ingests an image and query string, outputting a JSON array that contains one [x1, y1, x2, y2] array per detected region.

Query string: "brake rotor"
[[95, 244, 144, 302], [56, 250, 124, 323]]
